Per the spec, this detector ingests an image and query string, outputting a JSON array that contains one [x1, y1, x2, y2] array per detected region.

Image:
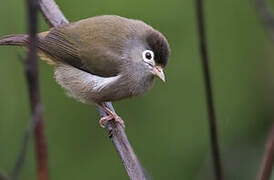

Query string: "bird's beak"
[[152, 66, 165, 82]]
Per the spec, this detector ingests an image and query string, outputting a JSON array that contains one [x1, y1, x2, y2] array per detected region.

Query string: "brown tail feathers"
[[0, 34, 28, 46], [0, 32, 56, 65]]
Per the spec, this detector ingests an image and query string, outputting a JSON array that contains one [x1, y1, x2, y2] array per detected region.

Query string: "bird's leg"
[[97, 103, 125, 129]]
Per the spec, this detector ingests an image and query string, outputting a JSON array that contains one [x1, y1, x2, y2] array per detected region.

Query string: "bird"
[[0, 15, 170, 128]]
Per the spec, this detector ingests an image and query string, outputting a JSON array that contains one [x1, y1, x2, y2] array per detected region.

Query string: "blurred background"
[[0, 0, 273, 179]]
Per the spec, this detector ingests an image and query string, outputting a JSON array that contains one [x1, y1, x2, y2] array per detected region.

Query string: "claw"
[[97, 103, 126, 129], [99, 115, 114, 128], [99, 114, 125, 129]]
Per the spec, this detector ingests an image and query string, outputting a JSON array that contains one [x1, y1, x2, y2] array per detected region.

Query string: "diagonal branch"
[[96, 102, 147, 180], [38, 0, 148, 179], [11, 104, 43, 180], [195, 0, 223, 180], [39, 0, 68, 27]]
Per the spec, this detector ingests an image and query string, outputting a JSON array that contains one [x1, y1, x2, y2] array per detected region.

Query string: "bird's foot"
[[97, 103, 126, 129], [99, 114, 125, 129]]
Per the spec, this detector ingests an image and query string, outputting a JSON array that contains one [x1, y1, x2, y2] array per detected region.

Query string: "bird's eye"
[[142, 50, 154, 62], [145, 52, 152, 59]]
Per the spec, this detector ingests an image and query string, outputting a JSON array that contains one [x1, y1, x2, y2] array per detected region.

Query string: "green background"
[[0, 0, 273, 179]]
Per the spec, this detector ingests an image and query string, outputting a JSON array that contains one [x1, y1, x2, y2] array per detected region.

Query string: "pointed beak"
[[152, 66, 165, 82]]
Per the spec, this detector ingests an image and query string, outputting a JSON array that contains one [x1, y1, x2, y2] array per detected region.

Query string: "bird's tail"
[[0, 32, 56, 65], [0, 34, 28, 46]]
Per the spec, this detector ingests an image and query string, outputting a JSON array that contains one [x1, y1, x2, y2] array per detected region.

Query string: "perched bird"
[[0, 15, 170, 128]]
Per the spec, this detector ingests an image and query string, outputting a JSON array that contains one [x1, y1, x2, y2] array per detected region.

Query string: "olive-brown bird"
[[0, 15, 170, 128]]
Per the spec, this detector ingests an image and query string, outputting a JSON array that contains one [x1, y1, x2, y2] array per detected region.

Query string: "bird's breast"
[[54, 63, 155, 103], [54, 63, 120, 103], [105, 69, 155, 101]]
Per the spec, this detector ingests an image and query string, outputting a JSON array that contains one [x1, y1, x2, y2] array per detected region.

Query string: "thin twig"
[[195, 0, 223, 180], [257, 123, 274, 180], [25, 0, 49, 179], [38, 0, 148, 179], [11, 105, 43, 180], [253, 1, 274, 180]]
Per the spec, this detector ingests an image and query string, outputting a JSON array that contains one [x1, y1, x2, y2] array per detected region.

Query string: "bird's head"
[[138, 30, 170, 82]]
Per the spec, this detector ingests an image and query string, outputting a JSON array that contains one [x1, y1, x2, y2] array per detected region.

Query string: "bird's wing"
[[38, 28, 92, 73], [38, 17, 128, 77]]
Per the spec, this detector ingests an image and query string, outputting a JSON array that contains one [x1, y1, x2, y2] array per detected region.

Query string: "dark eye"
[[145, 52, 152, 60], [142, 50, 154, 62]]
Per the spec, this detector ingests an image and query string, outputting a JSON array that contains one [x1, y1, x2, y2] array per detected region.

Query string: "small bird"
[[0, 15, 170, 128]]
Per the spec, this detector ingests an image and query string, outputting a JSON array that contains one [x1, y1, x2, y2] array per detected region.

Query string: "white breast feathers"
[[54, 63, 120, 104]]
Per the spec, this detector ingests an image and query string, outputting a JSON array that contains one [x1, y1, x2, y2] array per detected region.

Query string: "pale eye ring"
[[142, 50, 154, 62]]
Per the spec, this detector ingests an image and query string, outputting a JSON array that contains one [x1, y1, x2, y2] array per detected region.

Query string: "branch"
[[39, 0, 68, 27], [195, 0, 223, 180], [96, 103, 148, 180], [38, 0, 148, 179], [24, 0, 49, 179]]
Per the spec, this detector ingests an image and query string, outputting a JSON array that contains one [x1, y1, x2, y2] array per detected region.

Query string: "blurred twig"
[[11, 105, 43, 180], [38, 0, 148, 179], [253, 1, 274, 180], [24, 0, 49, 179], [257, 123, 274, 180], [195, 0, 224, 180]]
